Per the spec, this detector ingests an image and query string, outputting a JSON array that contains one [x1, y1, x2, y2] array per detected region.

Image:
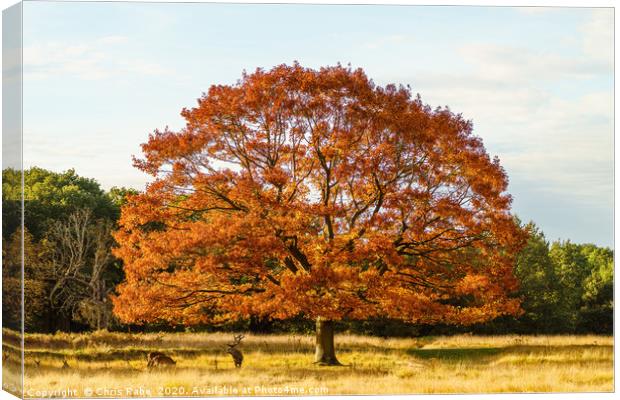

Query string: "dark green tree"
[[2, 167, 118, 240], [577, 245, 613, 333], [549, 241, 592, 332], [512, 222, 565, 333]]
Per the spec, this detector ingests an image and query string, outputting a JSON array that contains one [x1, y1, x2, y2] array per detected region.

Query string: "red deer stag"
[[227, 334, 244, 368]]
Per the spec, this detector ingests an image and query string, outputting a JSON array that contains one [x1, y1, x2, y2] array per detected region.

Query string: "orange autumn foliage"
[[112, 63, 527, 327]]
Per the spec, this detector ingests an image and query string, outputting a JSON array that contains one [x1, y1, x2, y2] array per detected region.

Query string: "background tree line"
[[2, 167, 134, 332], [2, 167, 613, 335]]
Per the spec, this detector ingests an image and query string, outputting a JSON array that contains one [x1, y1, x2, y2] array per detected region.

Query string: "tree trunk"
[[314, 317, 342, 365]]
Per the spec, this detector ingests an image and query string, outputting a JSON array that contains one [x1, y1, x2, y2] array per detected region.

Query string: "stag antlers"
[[227, 334, 245, 368]]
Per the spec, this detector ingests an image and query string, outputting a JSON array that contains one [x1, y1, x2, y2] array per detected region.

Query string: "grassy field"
[[2, 329, 614, 396]]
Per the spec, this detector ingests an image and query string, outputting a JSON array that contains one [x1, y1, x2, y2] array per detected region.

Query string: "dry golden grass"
[[1, 329, 613, 397]]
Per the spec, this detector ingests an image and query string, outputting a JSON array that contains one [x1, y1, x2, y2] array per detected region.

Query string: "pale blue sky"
[[19, 2, 613, 247]]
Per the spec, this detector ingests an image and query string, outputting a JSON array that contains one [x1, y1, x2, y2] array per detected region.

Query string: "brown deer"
[[146, 351, 167, 367], [227, 334, 244, 368], [147, 352, 176, 370]]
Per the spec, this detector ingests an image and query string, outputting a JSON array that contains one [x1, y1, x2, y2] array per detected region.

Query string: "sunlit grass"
[[1, 329, 613, 396]]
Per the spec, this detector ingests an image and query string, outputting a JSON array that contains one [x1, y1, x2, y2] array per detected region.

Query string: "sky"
[[17, 2, 614, 247]]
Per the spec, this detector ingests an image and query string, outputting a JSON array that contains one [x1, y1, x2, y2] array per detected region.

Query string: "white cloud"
[[450, 10, 612, 87], [496, 91, 613, 207], [408, 34, 613, 208], [23, 36, 169, 80], [367, 10, 613, 244], [580, 8, 613, 68], [457, 43, 608, 83]]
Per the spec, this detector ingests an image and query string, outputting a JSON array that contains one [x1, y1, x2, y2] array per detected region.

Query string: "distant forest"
[[2, 167, 613, 336]]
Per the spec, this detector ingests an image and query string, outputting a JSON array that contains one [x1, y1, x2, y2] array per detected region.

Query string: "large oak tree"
[[112, 64, 526, 364]]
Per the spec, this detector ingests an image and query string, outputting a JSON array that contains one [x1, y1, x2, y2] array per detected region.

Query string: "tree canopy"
[[112, 63, 526, 331], [2, 167, 118, 239]]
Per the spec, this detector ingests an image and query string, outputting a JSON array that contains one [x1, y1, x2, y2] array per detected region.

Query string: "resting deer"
[[227, 334, 244, 368], [147, 352, 176, 370], [146, 351, 166, 367]]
